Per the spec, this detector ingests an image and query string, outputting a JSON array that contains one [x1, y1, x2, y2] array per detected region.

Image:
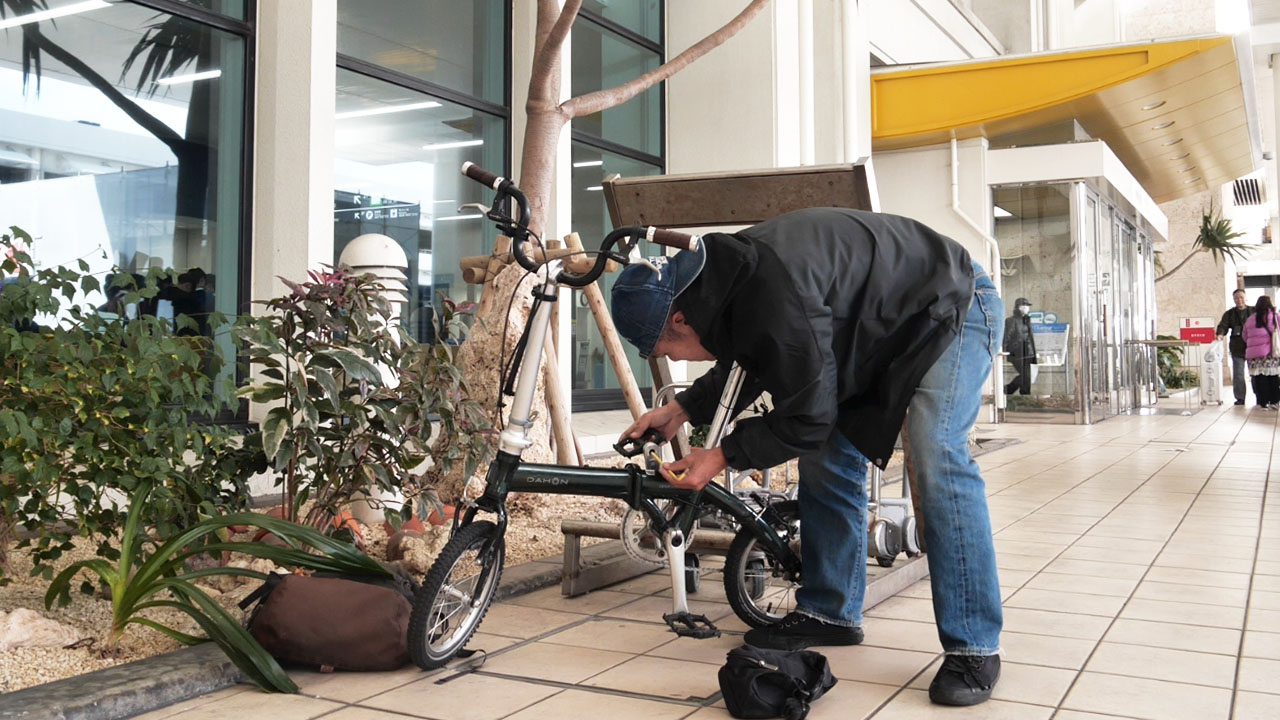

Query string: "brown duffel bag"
[[242, 573, 413, 671]]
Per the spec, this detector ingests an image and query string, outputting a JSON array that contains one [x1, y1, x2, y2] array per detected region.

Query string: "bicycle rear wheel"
[[408, 520, 505, 669], [723, 500, 801, 628]]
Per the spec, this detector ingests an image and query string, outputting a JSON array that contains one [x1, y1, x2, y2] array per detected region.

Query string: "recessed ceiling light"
[[1141, 100, 1167, 111], [572, 160, 604, 168], [1170, 152, 1190, 160], [421, 139, 484, 151], [1162, 138, 1184, 146], [1151, 120, 1175, 130], [435, 214, 484, 222], [1183, 177, 1202, 184], [0, 0, 108, 30], [155, 70, 222, 85], [1179, 166, 1197, 172], [336, 101, 441, 120], [585, 186, 603, 191]]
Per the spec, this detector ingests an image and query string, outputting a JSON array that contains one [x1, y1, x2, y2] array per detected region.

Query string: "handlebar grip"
[[461, 161, 503, 189], [647, 227, 701, 251]]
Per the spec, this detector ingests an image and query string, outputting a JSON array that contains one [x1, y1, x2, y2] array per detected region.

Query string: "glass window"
[[582, 0, 661, 43], [178, 0, 247, 20], [338, 0, 506, 105], [0, 0, 246, 339], [569, 142, 660, 398], [334, 68, 505, 344], [571, 21, 660, 156]]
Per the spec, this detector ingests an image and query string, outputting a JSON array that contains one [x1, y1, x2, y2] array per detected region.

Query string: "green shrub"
[[234, 268, 491, 530], [0, 226, 259, 583]]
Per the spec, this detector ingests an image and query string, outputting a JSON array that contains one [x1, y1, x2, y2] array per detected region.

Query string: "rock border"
[[0, 546, 574, 720]]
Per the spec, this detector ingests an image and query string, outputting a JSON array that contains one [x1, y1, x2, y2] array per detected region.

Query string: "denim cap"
[[610, 244, 707, 357]]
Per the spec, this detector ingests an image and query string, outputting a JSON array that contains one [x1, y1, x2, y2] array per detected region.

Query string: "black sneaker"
[[1235, 400, 1246, 405], [929, 653, 1001, 706], [742, 612, 863, 650]]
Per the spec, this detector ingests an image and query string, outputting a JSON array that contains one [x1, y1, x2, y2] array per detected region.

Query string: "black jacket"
[[1216, 306, 1254, 357], [1003, 313, 1036, 363], [673, 208, 975, 471]]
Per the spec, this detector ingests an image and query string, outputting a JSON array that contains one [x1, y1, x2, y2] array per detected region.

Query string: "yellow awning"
[[871, 37, 1255, 203]]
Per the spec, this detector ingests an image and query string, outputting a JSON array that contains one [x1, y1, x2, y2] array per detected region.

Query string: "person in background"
[[1216, 288, 1254, 406], [1003, 297, 1036, 395], [1243, 295, 1279, 410]]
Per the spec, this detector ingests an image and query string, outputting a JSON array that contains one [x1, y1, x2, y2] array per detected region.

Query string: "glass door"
[[1083, 191, 1111, 422]]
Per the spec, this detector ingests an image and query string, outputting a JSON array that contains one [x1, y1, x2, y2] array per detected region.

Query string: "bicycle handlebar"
[[458, 163, 700, 288], [460, 161, 503, 189], [648, 227, 700, 251]]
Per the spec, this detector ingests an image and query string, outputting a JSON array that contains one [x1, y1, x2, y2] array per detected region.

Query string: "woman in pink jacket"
[[1244, 295, 1280, 409]]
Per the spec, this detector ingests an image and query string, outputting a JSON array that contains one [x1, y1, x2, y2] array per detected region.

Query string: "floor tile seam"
[[1229, 408, 1279, 716], [1043, 427, 1239, 717], [465, 668, 715, 707], [353, 612, 610, 709], [1070, 667, 1241, 693], [861, 650, 948, 719]]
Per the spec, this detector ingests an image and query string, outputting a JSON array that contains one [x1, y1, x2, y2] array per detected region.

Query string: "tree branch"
[[562, 0, 773, 119], [545, 0, 583, 56], [1155, 248, 1203, 283], [529, 0, 582, 104], [25, 27, 187, 151]]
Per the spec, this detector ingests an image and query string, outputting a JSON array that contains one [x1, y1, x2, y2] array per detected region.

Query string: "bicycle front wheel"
[[408, 520, 505, 669], [723, 500, 801, 628]]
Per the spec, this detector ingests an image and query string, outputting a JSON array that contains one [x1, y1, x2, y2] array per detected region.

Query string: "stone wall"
[[1155, 190, 1234, 375]]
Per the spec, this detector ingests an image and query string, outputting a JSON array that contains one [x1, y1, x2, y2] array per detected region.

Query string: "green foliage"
[[45, 481, 394, 693], [0, 227, 260, 583], [234, 268, 492, 530], [1195, 199, 1250, 264], [1155, 334, 1198, 390]]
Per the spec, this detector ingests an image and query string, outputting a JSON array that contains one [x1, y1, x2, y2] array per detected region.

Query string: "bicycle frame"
[[452, 162, 800, 637]]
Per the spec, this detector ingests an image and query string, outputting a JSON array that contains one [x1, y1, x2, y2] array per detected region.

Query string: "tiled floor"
[[136, 402, 1280, 720]]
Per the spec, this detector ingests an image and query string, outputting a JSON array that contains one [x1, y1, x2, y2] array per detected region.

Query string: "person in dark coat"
[[1003, 297, 1037, 395], [611, 207, 1004, 707], [1216, 288, 1255, 405]]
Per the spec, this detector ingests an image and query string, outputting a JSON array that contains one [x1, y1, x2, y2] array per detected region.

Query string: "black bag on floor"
[[718, 645, 837, 720]]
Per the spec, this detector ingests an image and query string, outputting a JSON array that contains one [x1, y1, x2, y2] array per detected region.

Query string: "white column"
[[798, 0, 815, 165], [1273, 53, 1280, 223], [774, 0, 800, 167], [252, 0, 336, 304], [841, 0, 871, 165]]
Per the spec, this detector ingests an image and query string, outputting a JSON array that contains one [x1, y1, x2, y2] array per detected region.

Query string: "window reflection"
[[0, 1, 245, 344], [570, 143, 659, 405], [333, 68, 505, 344]]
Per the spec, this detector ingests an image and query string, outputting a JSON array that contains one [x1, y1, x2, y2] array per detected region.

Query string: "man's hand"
[[659, 447, 729, 491], [619, 403, 690, 447]]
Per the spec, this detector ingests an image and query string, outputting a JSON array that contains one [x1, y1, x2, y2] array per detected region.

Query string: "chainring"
[[620, 503, 694, 566]]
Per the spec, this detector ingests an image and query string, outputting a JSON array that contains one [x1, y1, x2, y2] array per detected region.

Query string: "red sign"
[[1179, 317, 1216, 344]]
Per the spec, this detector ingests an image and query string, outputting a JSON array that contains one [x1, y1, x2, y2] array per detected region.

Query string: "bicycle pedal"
[[662, 612, 721, 639]]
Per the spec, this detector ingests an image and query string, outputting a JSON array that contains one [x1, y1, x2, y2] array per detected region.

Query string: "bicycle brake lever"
[[627, 245, 662, 277], [613, 429, 666, 458]]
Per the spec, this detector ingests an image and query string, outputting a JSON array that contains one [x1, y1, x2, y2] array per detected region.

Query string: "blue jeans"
[[795, 261, 1003, 656]]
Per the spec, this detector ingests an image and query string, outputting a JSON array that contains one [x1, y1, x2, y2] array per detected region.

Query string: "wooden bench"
[[559, 519, 735, 597]]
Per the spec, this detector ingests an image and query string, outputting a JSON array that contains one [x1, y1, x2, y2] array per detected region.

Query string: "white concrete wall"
[[667, 2, 780, 172], [862, 0, 1001, 63], [874, 140, 992, 262], [1047, 0, 1123, 49]]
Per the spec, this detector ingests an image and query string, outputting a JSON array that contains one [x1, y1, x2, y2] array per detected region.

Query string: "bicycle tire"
[[408, 520, 505, 669], [723, 500, 801, 628]]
